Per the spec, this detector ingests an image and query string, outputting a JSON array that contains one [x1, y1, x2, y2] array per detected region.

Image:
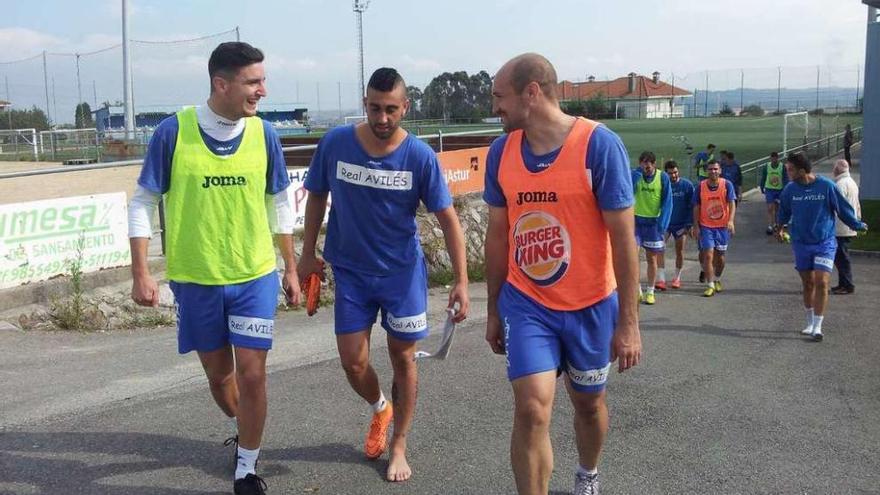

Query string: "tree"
[[561, 92, 610, 119], [718, 103, 735, 116], [406, 85, 424, 120], [421, 70, 493, 122], [740, 104, 765, 117], [0, 106, 51, 130], [74, 102, 94, 129]]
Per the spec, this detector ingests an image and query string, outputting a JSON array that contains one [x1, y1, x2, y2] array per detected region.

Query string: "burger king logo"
[[706, 198, 725, 220], [513, 211, 571, 286]]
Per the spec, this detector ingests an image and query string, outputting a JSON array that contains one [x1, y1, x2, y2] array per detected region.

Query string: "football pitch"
[[603, 114, 863, 174], [411, 114, 863, 184]]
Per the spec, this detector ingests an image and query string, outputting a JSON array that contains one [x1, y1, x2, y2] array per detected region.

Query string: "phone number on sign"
[[0, 250, 131, 284]]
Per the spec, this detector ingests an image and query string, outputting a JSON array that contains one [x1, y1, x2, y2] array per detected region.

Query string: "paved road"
[[1, 158, 878, 494]]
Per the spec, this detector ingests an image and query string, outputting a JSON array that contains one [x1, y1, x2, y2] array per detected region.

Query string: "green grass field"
[[850, 199, 879, 252], [604, 115, 862, 176], [397, 114, 863, 186]]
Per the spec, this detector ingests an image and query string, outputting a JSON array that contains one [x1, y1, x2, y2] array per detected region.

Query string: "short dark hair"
[[707, 144, 716, 149], [706, 159, 720, 167], [368, 67, 405, 93], [786, 152, 811, 173], [770, 151, 779, 158], [664, 160, 678, 171], [639, 151, 656, 163], [726, 151, 735, 159], [208, 42, 264, 90]]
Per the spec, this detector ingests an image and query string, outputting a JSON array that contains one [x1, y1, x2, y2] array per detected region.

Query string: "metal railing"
[[739, 126, 862, 191]]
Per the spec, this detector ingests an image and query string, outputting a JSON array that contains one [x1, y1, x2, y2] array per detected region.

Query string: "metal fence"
[[739, 127, 863, 191]]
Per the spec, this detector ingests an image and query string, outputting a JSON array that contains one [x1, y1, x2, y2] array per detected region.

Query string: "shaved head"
[[499, 53, 558, 99]]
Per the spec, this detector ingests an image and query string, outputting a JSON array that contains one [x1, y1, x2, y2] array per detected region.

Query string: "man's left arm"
[[434, 206, 470, 322], [727, 179, 737, 235], [602, 207, 641, 372], [659, 173, 673, 232]]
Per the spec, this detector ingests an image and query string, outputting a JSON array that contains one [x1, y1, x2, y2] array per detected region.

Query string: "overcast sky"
[[1, 0, 872, 123]]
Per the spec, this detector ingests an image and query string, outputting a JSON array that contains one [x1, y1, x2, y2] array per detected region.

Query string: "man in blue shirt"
[[721, 151, 742, 202], [631, 151, 672, 304], [692, 160, 737, 297], [657, 160, 695, 289], [760, 151, 789, 235], [777, 152, 867, 341], [693, 143, 716, 180], [127, 42, 301, 495], [298, 67, 469, 482]]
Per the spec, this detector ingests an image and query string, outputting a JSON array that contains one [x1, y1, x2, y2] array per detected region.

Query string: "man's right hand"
[[296, 252, 325, 285], [131, 274, 159, 307], [485, 313, 505, 355]]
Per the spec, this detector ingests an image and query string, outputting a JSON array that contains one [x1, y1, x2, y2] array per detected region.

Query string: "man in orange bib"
[[484, 53, 642, 495], [691, 160, 737, 297]]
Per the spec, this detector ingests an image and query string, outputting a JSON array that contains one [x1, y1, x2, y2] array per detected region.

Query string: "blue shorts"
[[764, 190, 782, 204], [499, 283, 617, 393], [699, 226, 730, 252], [332, 260, 429, 341], [170, 271, 279, 354], [792, 238, 837, 273], [635, 222, 665, 252], [666, 223, 691, 239]]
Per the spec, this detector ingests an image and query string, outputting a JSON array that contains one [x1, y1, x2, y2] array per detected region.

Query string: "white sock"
[[675, 268, 683, 280], [577, 465, 598, 477], [371, 391, 388, 413], [235, 446, 260, 480], [707, 281, 715, 289], [805, 307, 814, 328], [647, 287, 655, 295], [658, 269, 666, 282], [812, 315, 824, 333]]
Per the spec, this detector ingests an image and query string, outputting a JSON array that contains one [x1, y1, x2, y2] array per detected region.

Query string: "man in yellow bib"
[[128, 42, 301, 495]]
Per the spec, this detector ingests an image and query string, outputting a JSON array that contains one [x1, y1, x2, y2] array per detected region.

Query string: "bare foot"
[[386, 443, 411, 482]]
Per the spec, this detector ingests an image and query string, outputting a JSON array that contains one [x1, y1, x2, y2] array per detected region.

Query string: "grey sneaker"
[[574, 472, 599, 495]]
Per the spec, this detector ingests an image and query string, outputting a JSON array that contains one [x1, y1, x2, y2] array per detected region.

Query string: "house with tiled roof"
[[558, 72, 692, 119], [0, 99, 10, 110]]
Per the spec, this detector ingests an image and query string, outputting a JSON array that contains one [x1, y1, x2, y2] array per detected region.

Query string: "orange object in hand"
[[301, 261, 324, 316]]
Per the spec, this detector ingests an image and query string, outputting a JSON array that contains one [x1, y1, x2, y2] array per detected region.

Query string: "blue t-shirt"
[[304, 125, 452, 275], [482, 125, 634, 211], [778, 176, 864, 244], [137, 114, 290, 195], [721, 161, 742, 186], [631, 170, 673, 231], [692, 179, 737, 205], [669, 178, 696, 226]]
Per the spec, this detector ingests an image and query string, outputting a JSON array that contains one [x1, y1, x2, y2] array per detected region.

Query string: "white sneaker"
[[812, 328, 823, 342], [800, 326, 814, 336], [574, 472, 599, 495]]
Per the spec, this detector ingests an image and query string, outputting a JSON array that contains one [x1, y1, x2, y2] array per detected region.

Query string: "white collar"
[[196, 103, 245, 142]]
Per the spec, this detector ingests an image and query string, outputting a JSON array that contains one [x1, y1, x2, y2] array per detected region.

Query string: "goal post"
[[783, 111, 809, 153], [0, 128, 38, 160]]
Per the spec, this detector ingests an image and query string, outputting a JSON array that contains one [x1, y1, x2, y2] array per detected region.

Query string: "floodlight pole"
[[42, 51, 51, 125], [354, 0, 370, 101], [122, 0, 135, 139]]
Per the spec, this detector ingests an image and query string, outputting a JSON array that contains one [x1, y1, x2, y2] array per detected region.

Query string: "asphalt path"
[[1, 157, 878, 494]]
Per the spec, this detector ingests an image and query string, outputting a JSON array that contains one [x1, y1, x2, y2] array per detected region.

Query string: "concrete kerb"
[[0, 256, 166, 314]]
